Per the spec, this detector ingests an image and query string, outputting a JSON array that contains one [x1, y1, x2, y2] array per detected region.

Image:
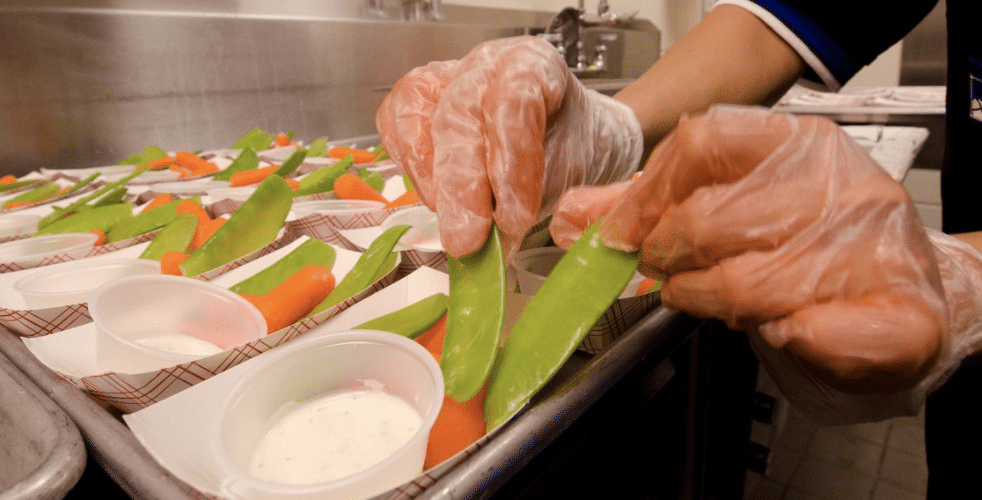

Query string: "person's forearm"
[[614, 5, 806, 155]]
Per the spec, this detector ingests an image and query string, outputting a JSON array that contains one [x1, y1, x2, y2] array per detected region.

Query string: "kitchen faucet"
[[543, 1, 636, 77]]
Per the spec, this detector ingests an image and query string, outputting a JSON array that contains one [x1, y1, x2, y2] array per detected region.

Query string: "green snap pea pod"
[[212, 148, 259, 181], [294, 155, 353, 197], [370, 144, 389, 161], [273, 147, 308, 177], [232, 128, 275, 151], [33, 203, 134, 236], [3, 182, 60, 208], [139, 213, 198, 261], [229, 238, 337, 296], [484, 221, 638, 431], [37, 165, 149, 230], [306, 224, 410, 317], [90, 186, 128, 207], [120, 144, 168, 165], [354, 293, 449, 338], [442, 225, 506, 402], [104, 197, 188, 243], [356, 167, 385, 193], [179, 175, 293, 277], [0, 179, 43, 193], [61, 173, 100, 197], [402, 174, 415, 193]]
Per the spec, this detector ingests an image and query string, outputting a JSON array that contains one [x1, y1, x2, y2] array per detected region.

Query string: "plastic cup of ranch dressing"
[[210, 330, 444, 500], [90, 275, 266, 374]]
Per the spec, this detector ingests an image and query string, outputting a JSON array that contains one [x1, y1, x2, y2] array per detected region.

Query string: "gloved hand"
[[551, 105, 982, 423], [376, 35, 643, 258]]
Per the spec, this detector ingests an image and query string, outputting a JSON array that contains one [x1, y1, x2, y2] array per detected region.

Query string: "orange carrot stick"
[[90, 230, 106, 246], [0, 174, 16, 184], [229, 165, 278, 187], [175, 199, 212, 250], [190, 217, 225, 250], [142, 156, 176, 171], [274, 133, 291, 147], [140, 193, 173, 213], [383, 189, 419, 209], [160, 251, 190, 276], [411, 314, 488, 470], [239, 265, 336, 334], [328, 147, 376, 164], [636, 277, 661, 295], [333, 172, 389, 204], [174, 151, 218, 178], [284, 178, 301, 191]]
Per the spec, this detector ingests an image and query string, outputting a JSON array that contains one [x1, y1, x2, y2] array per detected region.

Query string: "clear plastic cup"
[[513, 246, 645, 297], [13, 258, 161, 309], [291, 200, 386, 218], [89, 275, 266, 374], [211, 330, 443, 500], [512, 246, 566, 295], [0, 213, 41, 240], [0, 233, 98, 268], [381, 206, 442, 252]]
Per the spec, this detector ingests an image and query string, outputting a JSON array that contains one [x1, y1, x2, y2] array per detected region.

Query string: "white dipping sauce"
[[249, 389, 423, 485], [134, 331, 224, 356]]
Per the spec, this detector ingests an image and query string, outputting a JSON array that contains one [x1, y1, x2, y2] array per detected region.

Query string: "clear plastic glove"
[[376, 35, 643, 258], [551, 105, 982, 424]]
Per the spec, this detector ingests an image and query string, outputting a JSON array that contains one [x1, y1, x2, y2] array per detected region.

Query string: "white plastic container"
[[211, 330, 443, 500], [381, 205, 442, 252], [514, 246, 644, 297], [0, 213, 41, 240], [13, 258, 161, 309], [0, 233, 98, 268], [89, 275, 266, 374], [291, 199, 386, 218]]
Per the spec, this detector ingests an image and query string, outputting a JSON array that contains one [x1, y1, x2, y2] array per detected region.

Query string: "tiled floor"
[[743, 374, 928, 500]]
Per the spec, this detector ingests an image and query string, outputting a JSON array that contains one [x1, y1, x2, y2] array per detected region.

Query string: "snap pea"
[[37, 165, 149, 230], [229, 238, 337, 296], [212, 148, 259, 182], [139, 213, 198, 261], [90, 186, 128, 207], [306, 136, 330, 157], [120, 144, 168, 165], [356, 167, 385, 193], [0, 179, 43, 193], [179, 175, 293, 277], [232, 128, 275, 151], [104, 197, 188, 243], [273, 147, 308, 177], [33, 203, 133, 236], [61, 173, 100, 197], [306, 224, 409, 317], [442, 225, 506, 402], [293, 155, 353, 197], [3, 182, 60, 208], [484, 221, 638, 431], [353, 293, 449, 339]]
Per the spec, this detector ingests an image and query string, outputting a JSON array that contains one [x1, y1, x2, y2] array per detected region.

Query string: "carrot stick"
[[142, 156, 176, 171], [636, 277, 661, 295], [175, 199, 212, 251], [90, 230, 106, 246], [0, 174, 16, 184], [274, 133, 291, 147], [383, 189, 419, 209], [190, 217, 225, 250], [174, 151, 218, 178], [160, 251, 190, 276], [412, 314, 488, 470], [284, 178, 300, 191], [328, 147, 376, 164], [333, 172, 389, 204], [229, 165, 278, 187], [239, 265, 336, 334], [140, 193, 173, 213]]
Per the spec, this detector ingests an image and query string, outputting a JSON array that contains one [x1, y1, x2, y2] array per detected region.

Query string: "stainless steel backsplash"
[[0, 3, 660, 176]]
